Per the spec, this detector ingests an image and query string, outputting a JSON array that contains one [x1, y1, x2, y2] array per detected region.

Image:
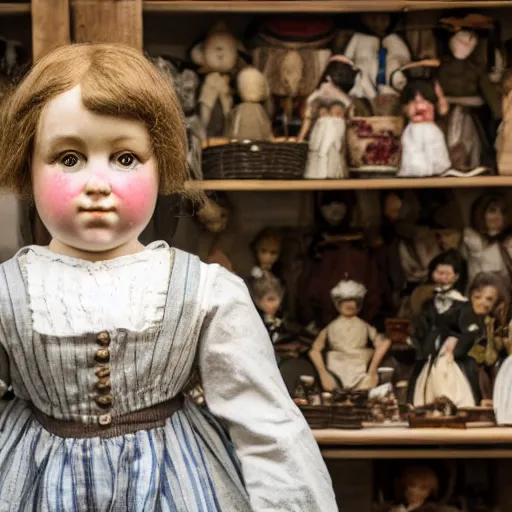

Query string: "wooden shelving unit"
[[0, 3, 30, 15], [144, 0, 512, 13], [185, 176, 512, 191]]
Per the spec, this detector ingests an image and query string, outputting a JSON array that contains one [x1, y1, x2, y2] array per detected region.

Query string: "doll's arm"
[[199, 268, 337, 512], [367, 327, 391, 377], [308, 328, 338, 391]]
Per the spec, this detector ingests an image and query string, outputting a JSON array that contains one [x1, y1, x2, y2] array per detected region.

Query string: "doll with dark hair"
[[408, 250, 479, 406], [298, 191, 382, 328], [309, 279, 391, 391], [395, 60, 452, 177], [462, 191, 512, 291]]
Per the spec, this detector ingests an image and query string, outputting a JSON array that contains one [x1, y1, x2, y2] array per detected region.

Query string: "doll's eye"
[[60, 153, 80, 168], [114, 152, 139, 170]]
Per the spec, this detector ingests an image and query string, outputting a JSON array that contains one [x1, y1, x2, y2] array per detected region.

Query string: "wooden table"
[[314, 427, 512, 459]]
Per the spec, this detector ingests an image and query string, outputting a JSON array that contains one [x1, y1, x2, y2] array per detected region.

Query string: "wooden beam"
[[71, 0, 143, 51], [31, 0, 70, 61]]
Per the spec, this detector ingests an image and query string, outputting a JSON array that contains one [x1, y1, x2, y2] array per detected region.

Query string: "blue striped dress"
[[0, 243, 337, 512]]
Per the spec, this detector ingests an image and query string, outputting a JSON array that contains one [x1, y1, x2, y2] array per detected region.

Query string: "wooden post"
[[31, 0, 71, 61], [71, 0, 143, 51]]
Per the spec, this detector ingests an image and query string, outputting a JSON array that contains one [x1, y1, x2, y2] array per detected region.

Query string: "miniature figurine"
[[298, 191, 382, 327], [438, 14, 501, 172], [309, 279, 391, 392], [192, 24, 240, 137], [343, 12, 411, 100], [410, 264, 504, 408], [225, 66, 273, 141], [396, 60, 452, 178], [462, 191, 512, 291], [497, 68, 512, 175], [0, 43, 336, 510], [390, 466, 460, 512]]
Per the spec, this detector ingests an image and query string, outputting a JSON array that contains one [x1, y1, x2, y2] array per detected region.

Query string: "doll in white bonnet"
[[309, 279, 391, 391]]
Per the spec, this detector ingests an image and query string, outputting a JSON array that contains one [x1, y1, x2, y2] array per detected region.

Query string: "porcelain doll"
[[462, 191, 512, 291], [410, 260, 504, 408], [0, 43, 336, 511], [251, 227, 282, 274], [390, 466, 460, 512], [309, 279, 391, 392], [193, 25, 240, 138], [396, 60, 452, 178], [225, 66, 273, 141], [437, 14, 501, 172], [343, 12, 411, 100]]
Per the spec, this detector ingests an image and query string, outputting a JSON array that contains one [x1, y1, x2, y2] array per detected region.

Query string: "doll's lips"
[[79, 206, 116, 214]]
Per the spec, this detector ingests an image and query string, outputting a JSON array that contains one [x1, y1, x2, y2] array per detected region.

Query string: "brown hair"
[[469, 271, 509, 323], [401, 466, 439, 497], [0, 43, 198, 200], [248, 270, 284, 303], [470, 192, 509, 234]]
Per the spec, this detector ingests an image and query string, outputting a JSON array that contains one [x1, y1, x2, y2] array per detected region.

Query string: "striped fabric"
[[0, 245, 250, 511]]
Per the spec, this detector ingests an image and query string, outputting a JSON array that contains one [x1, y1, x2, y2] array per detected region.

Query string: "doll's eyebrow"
[[43, 134, 141, 151]]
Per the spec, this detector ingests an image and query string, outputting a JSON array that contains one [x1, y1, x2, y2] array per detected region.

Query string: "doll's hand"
[[441, 336, 458, 356], [320, 372, 338, 392], [360, 371, 379, 390]]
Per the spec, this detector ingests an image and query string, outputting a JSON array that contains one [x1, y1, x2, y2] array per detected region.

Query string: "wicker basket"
[[347, 116, 404, 176], [202, 140, 308, 180]]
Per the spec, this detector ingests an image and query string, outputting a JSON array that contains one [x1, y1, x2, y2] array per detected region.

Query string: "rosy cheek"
[[35, 171, 85, 220], [110, 172, 157, 225]]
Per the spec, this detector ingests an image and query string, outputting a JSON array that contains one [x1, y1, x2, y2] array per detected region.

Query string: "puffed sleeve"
[[199, 267, 338, 512]]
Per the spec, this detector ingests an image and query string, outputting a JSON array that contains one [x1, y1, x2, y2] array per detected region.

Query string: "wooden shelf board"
[[0, 3, 30, 15], [144, 1, 512, 13], [185, 176, 512, 191], [314, 427, 512, 446], [321, 448, 512, 459]]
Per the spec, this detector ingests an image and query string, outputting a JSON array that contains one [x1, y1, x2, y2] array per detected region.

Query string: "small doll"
[[390, 466, 460, 512], [468, 274, 509, 407], [410, 258, 504, 408], [0, 43, 336, 510], [497, 68, 512, 174], [462, 191, 512, 291], [309, 279, 391, 392], [251, 227, 282, 274], [225, 66, 273, 141], [298, 191, 382, 328], [437, 14, 501, 172], [396, 60, 452, 178], [343, 12, 411, 100], [192, 24, 241, 138]]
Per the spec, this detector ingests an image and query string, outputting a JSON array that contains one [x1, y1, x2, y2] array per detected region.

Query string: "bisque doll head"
[[331, 280, 367, 318], [252, 228, 282, 271], [471, 192, 509, 236], [468, 272, 506, 317], [401, 466, 438, 507], [249, 269, 284, 317], [0, 43, 195, 258], [428, 250, 463, 289]]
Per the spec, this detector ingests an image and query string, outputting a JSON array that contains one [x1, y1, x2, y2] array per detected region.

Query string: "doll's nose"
[[83, 173, 112, 196]]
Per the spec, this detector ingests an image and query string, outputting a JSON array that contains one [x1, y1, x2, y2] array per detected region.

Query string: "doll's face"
[[256, 237, 280, 270], [406, 92, 435, 123], [361, 13, 391, 38], [320, 202, 347, 226], [203, 32, 238, 74], [31, 86, 158, 257], [318, 106, 329, 118], [257, 291, 282, 317], [449, 30, 478, 61], [329, 103, 345, 118], [432, 264, 458, 287], [404, 478, 433, 507], [383, 193, 402, 222], [485, 203, 505, 234], [338, 299, 358, 318], [471, 285, 499, 316]]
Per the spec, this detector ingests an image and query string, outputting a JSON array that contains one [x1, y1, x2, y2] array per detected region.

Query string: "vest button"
[[94, 348, 110, 363], [95, 394, 114, 408], [98, 413, 112, 426], [96, 332, 111, 346]]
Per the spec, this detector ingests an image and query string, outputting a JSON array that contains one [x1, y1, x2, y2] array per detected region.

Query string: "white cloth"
[[344, 33, 411, 99], [305, 117, 346, 179], [462, 227, 512, 288], [494, 355, 512, 425], [397, 122, 451, 177], [326, 315, 377, 388]]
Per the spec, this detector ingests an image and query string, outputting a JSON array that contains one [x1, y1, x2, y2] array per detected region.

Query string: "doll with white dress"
[[462, 191, 512, 291], [0, 43, 336, 511], [309, 279, 391, 392]]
